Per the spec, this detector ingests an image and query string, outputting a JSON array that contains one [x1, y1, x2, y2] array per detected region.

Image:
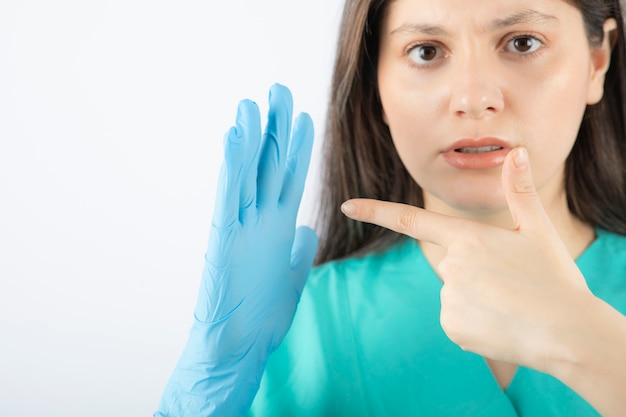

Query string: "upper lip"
[[443, 137, 513, 153]]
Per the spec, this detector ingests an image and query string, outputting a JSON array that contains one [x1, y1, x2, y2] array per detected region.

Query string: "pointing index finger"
[[340, 199, 463, 247]]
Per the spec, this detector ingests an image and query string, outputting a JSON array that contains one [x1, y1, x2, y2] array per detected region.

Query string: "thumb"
[[290, 226, 318, 294], [502, 147, 549, 231]]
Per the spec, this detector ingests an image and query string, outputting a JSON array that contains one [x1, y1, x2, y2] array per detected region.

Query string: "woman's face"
[[377, 0, 612, 217]]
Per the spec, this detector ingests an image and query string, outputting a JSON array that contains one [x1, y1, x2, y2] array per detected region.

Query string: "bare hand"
[[340, 147, 592, 372]]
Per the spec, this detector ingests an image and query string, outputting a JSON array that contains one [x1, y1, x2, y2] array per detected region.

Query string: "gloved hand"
[[155, 84, 318, 417]]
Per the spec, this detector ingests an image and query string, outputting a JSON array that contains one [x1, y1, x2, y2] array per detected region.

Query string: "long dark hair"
[[314, 0, 626, 265]]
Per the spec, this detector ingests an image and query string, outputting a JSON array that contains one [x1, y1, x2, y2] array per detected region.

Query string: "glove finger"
[[256, 84, 293, 208], [290, 226, 318, 294], [201, 116, 247, 323], [211, 126, 243, 229], [236, 99, 262, 223], [280, 112, 314, 212]]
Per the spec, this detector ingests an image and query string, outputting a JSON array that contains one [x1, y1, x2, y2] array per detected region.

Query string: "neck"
[[419, 181, 595, 268]]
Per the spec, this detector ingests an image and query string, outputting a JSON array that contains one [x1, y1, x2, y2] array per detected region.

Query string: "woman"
[[156, 0, 626, 416]]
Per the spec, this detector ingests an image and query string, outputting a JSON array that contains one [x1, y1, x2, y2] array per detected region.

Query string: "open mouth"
[[443, 141, 511, 169], [455, 146, 504, 154]]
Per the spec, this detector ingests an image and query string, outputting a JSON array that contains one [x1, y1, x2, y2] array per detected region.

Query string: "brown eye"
[[514, 38, 533, 52], [507, 36, 542, 54], [419, 46, 438, 60], [408, 44, 442, 64]]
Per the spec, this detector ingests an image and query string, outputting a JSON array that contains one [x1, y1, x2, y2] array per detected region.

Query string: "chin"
[[416, 164, 507, 204], [445, 196, 509, 213], [424, 183, 509, 216]]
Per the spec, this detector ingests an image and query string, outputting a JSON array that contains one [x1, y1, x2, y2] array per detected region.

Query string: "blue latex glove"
[[155, 84, 318, 417]]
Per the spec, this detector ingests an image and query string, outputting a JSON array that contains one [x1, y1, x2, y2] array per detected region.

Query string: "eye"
[[408, 44, 443, 64], [505, 35, 542, 54]]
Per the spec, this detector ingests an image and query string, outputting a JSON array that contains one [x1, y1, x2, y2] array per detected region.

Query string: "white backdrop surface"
[[0, 1, 342, 415]]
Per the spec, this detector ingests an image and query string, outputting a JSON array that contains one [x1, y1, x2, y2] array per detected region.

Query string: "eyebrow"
[[488, 9, 559, 30], [389, 10, 559, 37]]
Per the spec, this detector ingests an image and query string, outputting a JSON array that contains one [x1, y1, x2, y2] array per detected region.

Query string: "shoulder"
[[580, 228, 626, 267], [595, 228, 626, 251], [579, 228, 626, 313]]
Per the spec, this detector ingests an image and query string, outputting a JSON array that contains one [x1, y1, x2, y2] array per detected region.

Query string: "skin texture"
[[377, 0, 609, 224], [341, 150, 626, 416], [376, 0, 612, 387], [341, 0, 626, 415]]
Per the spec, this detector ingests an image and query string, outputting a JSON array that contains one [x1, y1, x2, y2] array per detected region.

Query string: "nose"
[[449, 56, 504, 119]]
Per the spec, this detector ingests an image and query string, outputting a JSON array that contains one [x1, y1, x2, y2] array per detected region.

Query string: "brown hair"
[[314, 0, 626, 265]]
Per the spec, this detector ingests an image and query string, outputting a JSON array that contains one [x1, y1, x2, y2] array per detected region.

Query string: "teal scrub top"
[[249, 229, 626, 416]]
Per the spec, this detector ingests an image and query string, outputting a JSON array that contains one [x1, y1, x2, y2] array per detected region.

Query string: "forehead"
[[381, 0, 581, 33]]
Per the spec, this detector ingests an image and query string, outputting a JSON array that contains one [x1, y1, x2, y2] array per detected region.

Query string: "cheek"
[[521, 58, 589, 150], [378, 55, 444, 129], [379, 76, 444, 171], [508, 58, 590, 191], [521, 47, 590, 118], [382, 96, 440, 181]]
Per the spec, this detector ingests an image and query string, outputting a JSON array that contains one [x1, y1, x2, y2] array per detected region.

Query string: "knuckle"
[[364, 203, 378, 222], [511, 177, 537, 195], [437, 250, 463, 278], [436, 258, 451, 277], [439, 309, 456, 339], [439, 287, 462, 342], [446, 235, 480, 262], [440, 311, 465, 347], [396, 206, 420, 234]]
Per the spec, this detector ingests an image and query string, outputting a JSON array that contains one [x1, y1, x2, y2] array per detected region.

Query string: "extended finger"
[[340, 199, 466, 247], [211, 126, 244, 229], [236, 99, 262, 222], [501, 147, 552, 232], [257, 84, 293, 208], [280, 112, 315, 212]]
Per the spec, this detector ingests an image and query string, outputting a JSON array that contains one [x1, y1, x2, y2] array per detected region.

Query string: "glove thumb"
[[290, 226, 318, 293]]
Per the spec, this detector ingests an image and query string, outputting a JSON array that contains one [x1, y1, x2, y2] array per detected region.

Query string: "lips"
[[442, 138, 512, 170], [455, 145, 503, 154]]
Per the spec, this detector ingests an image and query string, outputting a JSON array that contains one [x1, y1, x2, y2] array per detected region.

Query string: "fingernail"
[[512, 147, 528, 169], [341, 201, 357, 217]]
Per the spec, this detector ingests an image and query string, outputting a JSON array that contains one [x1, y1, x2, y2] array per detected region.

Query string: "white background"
[[0, 1, 342, 415]]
